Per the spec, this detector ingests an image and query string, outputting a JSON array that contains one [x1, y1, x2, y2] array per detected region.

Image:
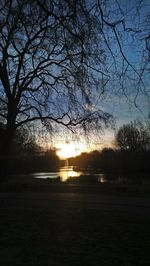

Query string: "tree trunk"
[[0, 102, 17, 182], [0, 128, 15, 182]]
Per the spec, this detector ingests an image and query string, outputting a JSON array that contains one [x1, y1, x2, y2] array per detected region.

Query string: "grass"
[[0, 207, 150, 266]]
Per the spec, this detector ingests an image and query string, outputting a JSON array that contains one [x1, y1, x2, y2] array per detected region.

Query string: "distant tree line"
[[7, 150, 60, 174], [69, 121, 150, 175], [1, 119, 150, 175]]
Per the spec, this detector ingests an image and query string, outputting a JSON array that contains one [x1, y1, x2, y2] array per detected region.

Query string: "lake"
[[30, 166, 150, 184]]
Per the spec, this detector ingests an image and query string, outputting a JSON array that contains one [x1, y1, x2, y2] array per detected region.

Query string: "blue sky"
[[21, 0, 150, 155], [52, 0, 150, 154], [100, 1, 150, 121]]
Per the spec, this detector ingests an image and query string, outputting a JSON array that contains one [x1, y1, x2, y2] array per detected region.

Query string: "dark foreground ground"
[[0, 190, 150, 266]]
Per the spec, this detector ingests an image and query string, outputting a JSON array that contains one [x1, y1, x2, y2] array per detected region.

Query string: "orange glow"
[[56, 142, 89, 159], [59, 166, 82, 182]]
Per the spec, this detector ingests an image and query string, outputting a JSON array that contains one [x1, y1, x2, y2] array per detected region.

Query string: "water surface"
[[32, 166, 82, 182], [25, 167, 150, 184]]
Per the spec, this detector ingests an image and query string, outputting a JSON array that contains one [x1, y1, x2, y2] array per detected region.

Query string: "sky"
[[53, 0, 150, 158], [1, 0, 149, 159], [98, 0, 150, 136], [53, 97, 150, 159]]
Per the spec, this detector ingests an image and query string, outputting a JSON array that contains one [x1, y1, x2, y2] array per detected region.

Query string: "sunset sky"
[[56, 0, 150, 158], [0, 0, 149, 159], [54, 103, 149, 159]]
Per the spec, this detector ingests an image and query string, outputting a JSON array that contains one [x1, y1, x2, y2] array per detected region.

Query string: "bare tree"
[[0, 0, 150, 158], [0, 0, 113, 155], [93, 0, 150, 109], [115, 121, 150, 151]]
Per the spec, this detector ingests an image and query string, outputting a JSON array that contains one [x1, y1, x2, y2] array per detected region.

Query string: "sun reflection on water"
[[59, 167, 81, 182]]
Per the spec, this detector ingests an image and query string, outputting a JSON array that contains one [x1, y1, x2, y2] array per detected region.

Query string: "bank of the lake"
[[0, 168, 150, 197]]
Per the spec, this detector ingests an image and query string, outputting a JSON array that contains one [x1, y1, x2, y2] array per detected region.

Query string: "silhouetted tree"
[[11, 127, 40, 155], [1, 1, 150, 155], [0, 122, 5, 152], [116, 121, 150, 152], [0, 0, 114, 158], [0, 0, 150, 180], [0, 123, 40, 156]]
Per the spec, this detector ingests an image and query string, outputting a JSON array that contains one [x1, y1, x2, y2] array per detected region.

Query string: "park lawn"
[[0, 206, 150, 266]]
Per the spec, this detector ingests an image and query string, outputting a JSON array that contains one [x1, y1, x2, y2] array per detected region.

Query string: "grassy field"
[[0, 205, 150, 266], [0, 173, 150, 265]]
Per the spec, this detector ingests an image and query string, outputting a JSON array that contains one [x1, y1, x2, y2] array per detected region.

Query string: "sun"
[[56, 142, 88, 159]]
